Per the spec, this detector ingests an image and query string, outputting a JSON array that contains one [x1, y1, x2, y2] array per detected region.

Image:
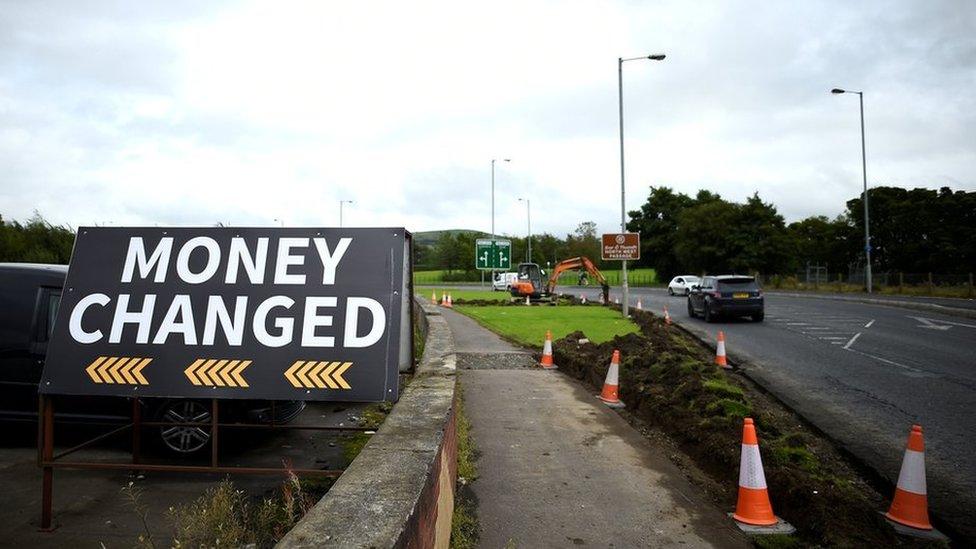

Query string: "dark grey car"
[[687, 275, 764, 322]]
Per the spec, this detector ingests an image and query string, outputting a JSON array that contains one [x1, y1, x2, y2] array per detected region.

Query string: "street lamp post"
[[339, 200, 354, 228], [518, 198, 531, 262], [618, 53, 666, 316], [831, 88, 872, 293], [490, 158, 511, 283]]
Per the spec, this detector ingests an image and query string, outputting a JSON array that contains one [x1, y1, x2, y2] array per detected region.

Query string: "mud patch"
[[553, 309, 944, 548], [456, 352, 537, 370]]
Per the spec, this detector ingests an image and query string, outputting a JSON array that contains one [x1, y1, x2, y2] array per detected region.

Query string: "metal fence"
[[757, 271, 975, 298]]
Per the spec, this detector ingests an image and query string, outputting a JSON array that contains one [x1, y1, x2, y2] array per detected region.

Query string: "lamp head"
[[648, 54, 666, 60], [831, 88, 846, 94]]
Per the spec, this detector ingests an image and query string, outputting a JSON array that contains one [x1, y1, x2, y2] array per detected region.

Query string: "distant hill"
[[412, 229, 487, 247]]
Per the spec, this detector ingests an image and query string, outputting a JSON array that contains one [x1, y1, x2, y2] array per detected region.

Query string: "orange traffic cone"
[[581, 295, 587, 305], [885, 425, 933, 531], [715, 331, 729, 369], [597, 350, 624, 408], [732, 418, 778, 526], [636, 298, 643, 310], [664, 305, 672, 325], [525, 295, 531, 306], [445, 294, 453, 308], [431, 289, 438, 304], [539, 330, 557, 370]]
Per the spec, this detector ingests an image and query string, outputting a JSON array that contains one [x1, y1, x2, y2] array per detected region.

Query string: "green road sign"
[[475, 239, 512, 270]]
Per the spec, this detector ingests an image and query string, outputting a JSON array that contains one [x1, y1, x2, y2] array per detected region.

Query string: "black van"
[[0, 263, 304, 454], [687, 275, 764, 322]]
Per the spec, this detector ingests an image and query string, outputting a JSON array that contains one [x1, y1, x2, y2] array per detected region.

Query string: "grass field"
[[454, 305, 639, 347], [418, 289, 511, 302]]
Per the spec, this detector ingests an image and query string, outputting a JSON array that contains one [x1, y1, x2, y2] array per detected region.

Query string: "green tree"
[[626, 186, 694, 279]]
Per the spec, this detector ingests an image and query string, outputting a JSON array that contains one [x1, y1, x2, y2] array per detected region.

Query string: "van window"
[[46, 292, 61, 340]]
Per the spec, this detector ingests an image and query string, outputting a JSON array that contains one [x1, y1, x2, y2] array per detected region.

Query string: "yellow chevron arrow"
[[132, 358, 151, 385], [231, 360, 250, 387], [185, 359, 205, 385], [84, 357, 150, 385], [184, 359, 251, 388], [285, 361, 305, 387], [332, 362, 352, 389], [283, 360, 352, 389], [86, 356, 107, 383]]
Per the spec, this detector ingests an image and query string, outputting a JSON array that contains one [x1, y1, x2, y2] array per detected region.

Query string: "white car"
[[492, 272, 518, 291], [667, 275, 701, 296]]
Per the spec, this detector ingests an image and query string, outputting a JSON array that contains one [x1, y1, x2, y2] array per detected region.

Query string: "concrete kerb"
[[766, 291, 976, 320], [277, 301, 457, 549]]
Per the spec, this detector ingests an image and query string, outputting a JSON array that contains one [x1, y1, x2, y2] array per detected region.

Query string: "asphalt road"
[[551, 285, 976, 541]]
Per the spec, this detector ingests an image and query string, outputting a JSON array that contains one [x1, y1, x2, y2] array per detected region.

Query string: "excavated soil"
[[552, 308, 946, 548]]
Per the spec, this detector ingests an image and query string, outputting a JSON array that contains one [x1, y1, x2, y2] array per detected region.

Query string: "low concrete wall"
[[277, 301, 457, 548]]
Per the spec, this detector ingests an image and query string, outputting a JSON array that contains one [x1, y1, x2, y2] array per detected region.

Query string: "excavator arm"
[[547, 257, 610, 304]]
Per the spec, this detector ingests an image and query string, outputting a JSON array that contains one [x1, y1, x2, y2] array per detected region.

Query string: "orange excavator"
[[510, 257, 610, 304]]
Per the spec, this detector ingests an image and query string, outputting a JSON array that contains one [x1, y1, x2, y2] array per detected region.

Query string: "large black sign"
[[41, 227, 410, 402]]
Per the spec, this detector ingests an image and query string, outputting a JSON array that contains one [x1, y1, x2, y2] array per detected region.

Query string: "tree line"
[[0, 213, 75, 264], [626, 185, 976, 280], [4, 185, 973, 282]]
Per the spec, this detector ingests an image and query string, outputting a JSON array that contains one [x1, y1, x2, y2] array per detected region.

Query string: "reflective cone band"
[[732, 418, 778, 526], [885, 425, 933, 530], [598, 350, 624, 408], [540, 330, 556, 369], [716, 331, 729, 368]]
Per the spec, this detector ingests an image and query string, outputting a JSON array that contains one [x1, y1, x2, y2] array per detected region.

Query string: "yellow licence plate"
[[733, 292, 750, 299]]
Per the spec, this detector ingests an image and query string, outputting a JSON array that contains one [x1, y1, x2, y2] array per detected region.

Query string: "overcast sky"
[[2, 0, 973, 238]]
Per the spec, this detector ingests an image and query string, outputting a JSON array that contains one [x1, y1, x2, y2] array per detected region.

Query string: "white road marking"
[[908, 316, 976, 330], [864, 319, 875, 328], [820, 336, 849, 340], [844, 347, 931, 376], [909, 316, 952, 330], [843, 332, 862, 350]]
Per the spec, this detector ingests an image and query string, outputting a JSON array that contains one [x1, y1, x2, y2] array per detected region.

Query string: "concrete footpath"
[[440, 308, 746, 548]]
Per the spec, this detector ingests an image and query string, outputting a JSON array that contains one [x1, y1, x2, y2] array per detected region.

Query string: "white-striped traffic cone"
[[716, 331, 729, 369], [525, 295, 531, 306], [664, 305, 672, 325], [597, 350, 624, 408], [885, 425, 933, 531], [581, 295, 587, 305], [431, 289, 438, 304], [732, 418, 778, 526], [636, 298, 643, 310], [445, 294, 453, 308], [539, 330, 557, 370], [440, 292, 447, 306]]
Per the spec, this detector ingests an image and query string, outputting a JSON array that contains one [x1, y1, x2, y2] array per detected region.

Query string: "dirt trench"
[[552, 309, 947, 548]]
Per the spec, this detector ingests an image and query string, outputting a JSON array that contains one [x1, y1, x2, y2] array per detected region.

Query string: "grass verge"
[[451, 382, 479, 549], [550, 309, 946, 547], [454, 305, 639, 346], [419, 289, 513, 303]]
